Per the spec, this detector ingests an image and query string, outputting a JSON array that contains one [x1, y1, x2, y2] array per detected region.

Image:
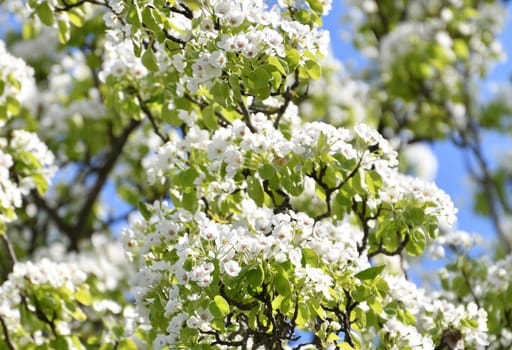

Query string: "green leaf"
[[247, 176, 264, 207], [453, 39, 469, 59], [248, 67, 272, 90], [141, 49, 159, 72], [268, 56, 287, 75], [149, 296, 166, 328], [351, 285, 371, 302], [67, 10, 84, 27], [304, 60, 321, 80], [282, 168, 304, 196], [286, 49, 300, 70], [210, 295, 230, 318], [274, 273, 291, 297], [301, 248, 319, 268], [126, 4, 142, 27], [36, 2, 54, 26], [326, 333, 340, 342], [295, 9, 311, 24], [350, 169, 366, 194], [7, 73, 21, 90], [354, 265, 385, 281], [247, 266, 264, 288], [272, 295, 285, 310], [70, 336, 85, 350], [365, 170, 382, 195], [22, 22, 36, 40], [118, 339, 138, 350], [229, 75, 241, 101], [70, 307, 87, 321], [307, 0, 324, 13], [339, 343, 354, 350], [202, 105, 218, 130], [404, 207, 425, 226], [6, 96, 20, 116], [259, 164, 275, 180], [368, 298, 383, 314], [210, 82, 230, 106], [58, 19, 70, 44], [406, 229, 426, 256], [296, 302, 310, 326], [280, 297, 292, 314], [310, 298, 326, 319], [50, 336, 70, 350], [138, 202, 152, 221], [32, 173, 49, 195], [142, 8, 161, 32], [182, 188, 198, 212], [75, 287, 92, 306], [175, 167, 199, 187]]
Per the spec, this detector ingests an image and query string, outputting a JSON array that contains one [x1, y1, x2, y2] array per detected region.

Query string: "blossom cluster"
[[380, 274, 488, 350], [344, 0, 507, 141], [0, 258, 87, 347], [124, 199, 367, 348], [0, 41, 55, 232], [0, 233, 139, 348], [0, 130, 56, 231], [127, 106, 462, 347], [0, 40, 36, 122], [439, 253, 512, 350], [100, 0, 331, 103]]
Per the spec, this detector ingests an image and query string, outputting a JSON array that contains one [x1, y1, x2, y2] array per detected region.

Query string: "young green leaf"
[[354, 265, 385, 281]]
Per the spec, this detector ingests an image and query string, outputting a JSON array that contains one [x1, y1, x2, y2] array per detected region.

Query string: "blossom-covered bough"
[[0, 0, 512, 349]]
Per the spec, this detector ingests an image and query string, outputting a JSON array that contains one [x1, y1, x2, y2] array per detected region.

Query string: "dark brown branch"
[[163, 30, 187, 46], [55, 0, 105, 11], [273, 68, 301, 128], [321, 290, 358, 348], [354, 198, 369, 254], [238, 100, 256, 133], [168, 3, 193, 19], [199, 330, 245, 347], [1, 233, 17, 269], [262, 180, 291, 213], [311, 158, 363, 222], [71, 118, 141, 250], [219, 282, 258, 311], [31, 191, 74, 235], [32, 296, 58, 337], [368, 233, 410, 258], [0, 315, 15, 350], [184, 93, 231, 127]]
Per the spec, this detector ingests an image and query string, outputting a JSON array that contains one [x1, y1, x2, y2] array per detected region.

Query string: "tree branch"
[[137, 95, 169, 143], [368, 233, 410, 258], [0, 315, 15, 350], [71, 118, 141, 250], [1, 233, 17, 270]]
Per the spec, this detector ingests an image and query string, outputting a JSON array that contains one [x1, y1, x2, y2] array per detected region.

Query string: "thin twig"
[[137, 95, 169, 143]]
